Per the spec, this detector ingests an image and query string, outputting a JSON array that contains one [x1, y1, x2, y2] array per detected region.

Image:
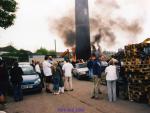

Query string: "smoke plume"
[[90, 0, 142, 47], [95, 0, 120, 9], [50, 13, 75, 47], [49, 0, 143, 50]]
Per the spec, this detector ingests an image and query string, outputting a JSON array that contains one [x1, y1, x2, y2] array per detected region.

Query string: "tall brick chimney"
[[75, 0, 91, 60]]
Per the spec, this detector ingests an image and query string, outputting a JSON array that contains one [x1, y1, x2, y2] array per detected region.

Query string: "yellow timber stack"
[[123, 38, 150, 104]]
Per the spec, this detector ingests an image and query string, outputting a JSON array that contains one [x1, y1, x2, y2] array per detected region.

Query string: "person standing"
[[105, 60, 118, 102], [35, 61, 44, 88], [43, 55, 53, 93], [31, 60, 35, 70], [35, 61, 41, 74], [52, 61, 62, 95], [58, 62, 64, 94], [91, 56, 102, 99], [100, 55, 108, 85], [0, 60, 9, 109], [10, 62, 23, 102], [62, 59, 74, 91]]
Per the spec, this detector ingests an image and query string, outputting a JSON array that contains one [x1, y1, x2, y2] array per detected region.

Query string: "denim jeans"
[[13, 83, 23, 101], [107, 80, 117, 102], [53, 77, 60, 91]]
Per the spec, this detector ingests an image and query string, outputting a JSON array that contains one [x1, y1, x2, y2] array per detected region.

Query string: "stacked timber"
[[124, 42, 150, 104]]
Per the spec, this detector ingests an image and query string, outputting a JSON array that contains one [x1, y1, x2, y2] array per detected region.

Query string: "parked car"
[[72, 63, 89, 80], [18, 62, 42, 93]]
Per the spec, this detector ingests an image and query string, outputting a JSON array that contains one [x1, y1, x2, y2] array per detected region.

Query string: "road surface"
[[4, 78, 150, 113]]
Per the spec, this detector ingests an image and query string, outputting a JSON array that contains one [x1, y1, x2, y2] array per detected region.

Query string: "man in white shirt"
[[62, 59, 74, 91], [43, 56, 53, 93]]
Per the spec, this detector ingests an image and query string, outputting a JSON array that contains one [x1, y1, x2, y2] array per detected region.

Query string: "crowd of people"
[[31, 54, 121, 102], [30, 56, 74, 95], [87, 54, 120, 102], [0, 56, 74, 110], [0, 54, 123, 110]]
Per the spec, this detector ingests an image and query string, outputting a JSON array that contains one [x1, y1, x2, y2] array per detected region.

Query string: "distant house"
[[0, 51, 10, 55], [0, 45, 32, 62]]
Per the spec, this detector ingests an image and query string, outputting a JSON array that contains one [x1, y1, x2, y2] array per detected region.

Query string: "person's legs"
[[59, 76, 64, 93], [68, 77, 73, 90], [13, 84, 20, 101], [107, 81, 113, 102], [45, 76, 52, 93], [94, 76, 100, 98], [112, 80, 117, 101], [53, 78, 57, 92], [49, 76, 53, 91], [53, 77, 60, 94], [45, 76, 49, 91], [64, 77, 68, 90], [91, 76, 96, 98], [18, 83, 23, 100], [98, 77, 102, 94], [39, 73, 44, 88]]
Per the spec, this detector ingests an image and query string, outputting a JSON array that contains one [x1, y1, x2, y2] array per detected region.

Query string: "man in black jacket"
[[0, 60, 9, 109], [10, 62, 23, 102]]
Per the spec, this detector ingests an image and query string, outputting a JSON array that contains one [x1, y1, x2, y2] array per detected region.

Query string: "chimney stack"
[[75, 0, 91, 60]]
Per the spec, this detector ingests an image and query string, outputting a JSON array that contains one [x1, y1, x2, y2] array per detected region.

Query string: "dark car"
[[19, 62, 42, 93]]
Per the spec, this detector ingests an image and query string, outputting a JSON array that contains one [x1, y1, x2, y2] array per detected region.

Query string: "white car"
[[72, 63, 89, 80]]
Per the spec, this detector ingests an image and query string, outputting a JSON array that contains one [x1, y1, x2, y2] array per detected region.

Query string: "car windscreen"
[[20, 65, 36, 75], [76, 63, 87, 68]]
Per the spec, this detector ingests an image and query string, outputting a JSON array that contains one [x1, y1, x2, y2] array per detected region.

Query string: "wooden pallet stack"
[[124, 42, 150, 104]]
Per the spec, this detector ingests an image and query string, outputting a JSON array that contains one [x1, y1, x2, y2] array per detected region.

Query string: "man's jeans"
[[107, 80, 117, 102], [13, 83, 23, 101]]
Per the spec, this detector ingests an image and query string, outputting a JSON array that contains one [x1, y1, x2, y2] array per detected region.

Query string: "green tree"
[[0, 0, 17, 28], [35, 48, 56, 56], [35, 48, 49, 55], [48, 50, 56, 57]]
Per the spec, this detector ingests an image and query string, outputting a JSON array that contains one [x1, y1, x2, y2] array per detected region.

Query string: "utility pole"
[[54, 39, 57, 56]]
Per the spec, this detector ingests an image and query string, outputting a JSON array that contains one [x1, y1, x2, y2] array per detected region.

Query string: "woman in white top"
[[105, 60, 118, 102], [35, 61, 41, 74]]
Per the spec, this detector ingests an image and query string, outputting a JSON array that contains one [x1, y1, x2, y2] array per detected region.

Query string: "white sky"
[[0, 0, 150, 52]]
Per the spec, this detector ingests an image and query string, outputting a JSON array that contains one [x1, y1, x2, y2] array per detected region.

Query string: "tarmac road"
[[4, 78, 150, 113]]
